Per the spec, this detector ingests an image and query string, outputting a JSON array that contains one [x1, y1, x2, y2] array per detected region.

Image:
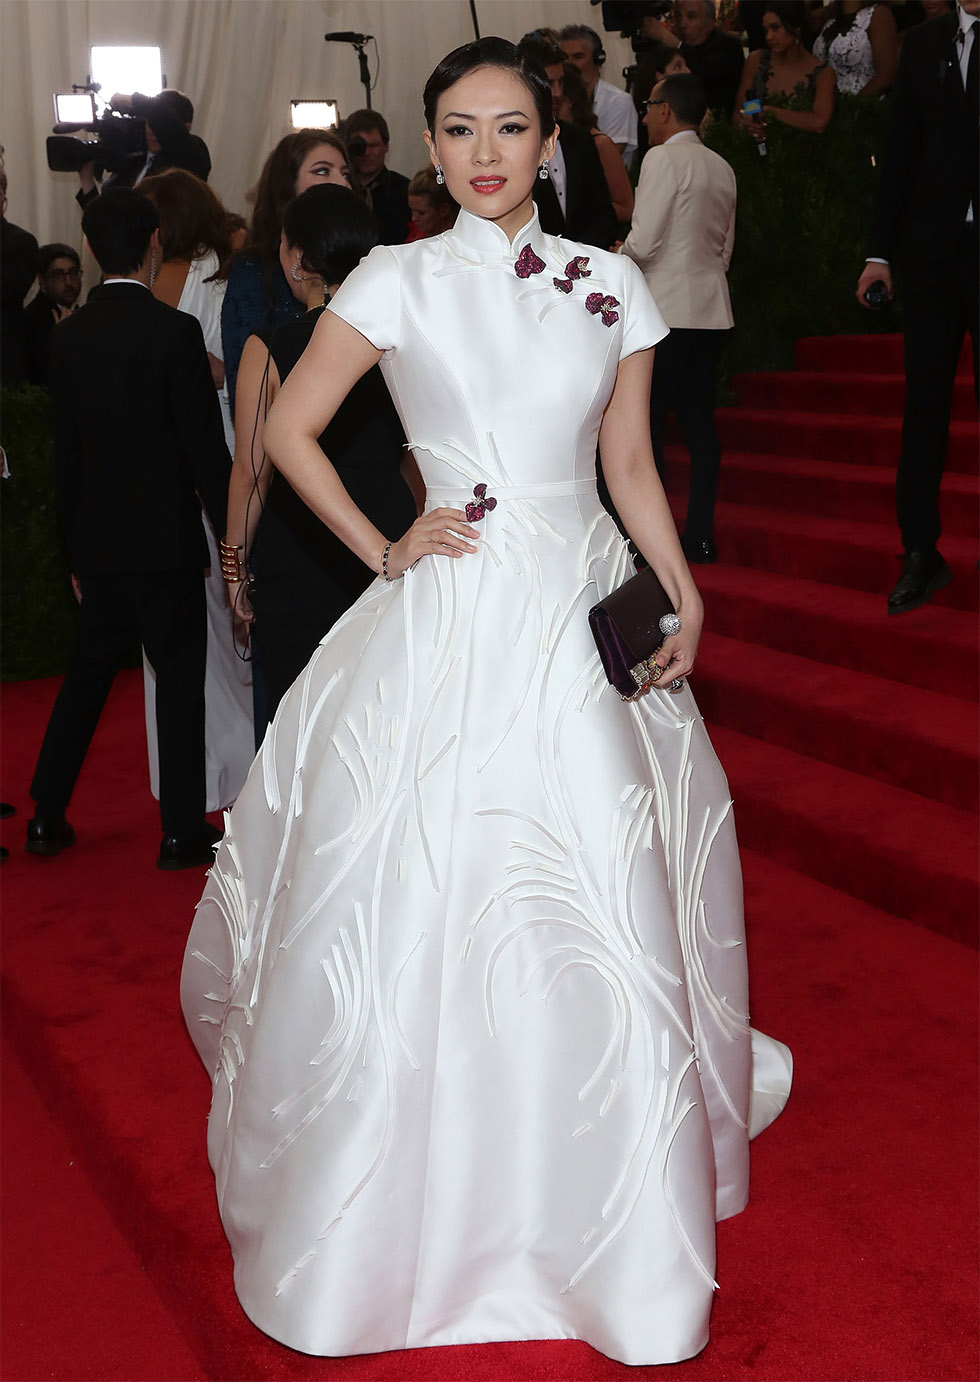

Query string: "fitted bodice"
[[327, 207, 666, 496]]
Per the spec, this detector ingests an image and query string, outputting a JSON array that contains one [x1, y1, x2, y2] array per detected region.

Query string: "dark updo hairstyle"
[[422, 36, 555, 139], [282, 184, 378, 288]]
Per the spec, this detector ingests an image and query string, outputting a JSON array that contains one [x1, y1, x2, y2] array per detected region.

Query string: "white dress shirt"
[[592, 77, 638, 166]]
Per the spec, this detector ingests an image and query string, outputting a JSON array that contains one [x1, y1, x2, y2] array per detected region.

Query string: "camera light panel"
[[90, 46, 163, 103], [290, 100, 339, 130]]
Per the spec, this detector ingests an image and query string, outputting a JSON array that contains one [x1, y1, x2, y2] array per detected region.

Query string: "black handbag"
[[589, 564, 679, 701]]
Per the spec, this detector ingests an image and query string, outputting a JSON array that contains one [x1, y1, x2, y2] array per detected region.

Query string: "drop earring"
[[538, 161, 549, 180], [435, 165, 445, 185], [290, 259, 304, 282]]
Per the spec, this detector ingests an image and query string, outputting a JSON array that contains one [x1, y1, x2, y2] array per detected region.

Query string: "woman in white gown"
[[181, 39, 791, 1366]]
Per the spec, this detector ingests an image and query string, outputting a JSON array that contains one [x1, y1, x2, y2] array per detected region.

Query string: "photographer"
[[76, 89, 210, 208]]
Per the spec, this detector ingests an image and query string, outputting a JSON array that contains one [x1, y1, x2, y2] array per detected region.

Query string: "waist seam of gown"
[[425, 479, 598, 501]]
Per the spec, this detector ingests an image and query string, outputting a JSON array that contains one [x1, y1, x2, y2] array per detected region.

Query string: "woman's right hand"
[[383, 507, 481, 579], [227, 579, 254, 640]]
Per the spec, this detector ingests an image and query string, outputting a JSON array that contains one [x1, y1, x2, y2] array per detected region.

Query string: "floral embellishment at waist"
[[465, 483, 498, 522], [553, 255, 592, 295], [585, 292, 620, 327], [514, 244, 546, 279]]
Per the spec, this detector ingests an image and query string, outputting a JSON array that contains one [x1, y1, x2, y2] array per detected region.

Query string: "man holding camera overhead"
[[76, 89, 210, 208]]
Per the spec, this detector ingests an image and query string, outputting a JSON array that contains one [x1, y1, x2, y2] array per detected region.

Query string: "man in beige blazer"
[[621, 74, 736, 563]]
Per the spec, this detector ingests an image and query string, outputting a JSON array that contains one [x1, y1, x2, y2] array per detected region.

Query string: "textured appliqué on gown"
[[181, 208, 791, 1365]]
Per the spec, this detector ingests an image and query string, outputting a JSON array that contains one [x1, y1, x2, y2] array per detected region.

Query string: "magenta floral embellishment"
[[585, 292, 620, 327], [552, 255, 592, 294], [514, 244, 546, 279], [464, 483, 497, 522]]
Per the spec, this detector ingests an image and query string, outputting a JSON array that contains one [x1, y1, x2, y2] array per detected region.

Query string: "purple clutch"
[[589, 565, 677, 701]]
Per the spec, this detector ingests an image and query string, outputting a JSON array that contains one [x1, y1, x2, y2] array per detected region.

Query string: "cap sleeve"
[[619, 254, 668, 360], [326, 243, 401, 352]]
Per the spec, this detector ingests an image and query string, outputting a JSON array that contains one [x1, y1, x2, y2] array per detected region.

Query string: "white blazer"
[[621, 130, 736, 331]]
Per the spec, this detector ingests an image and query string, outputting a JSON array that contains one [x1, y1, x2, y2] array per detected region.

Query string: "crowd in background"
[[0, 0, 973, 856]]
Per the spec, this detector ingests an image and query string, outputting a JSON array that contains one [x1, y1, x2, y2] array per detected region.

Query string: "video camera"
[[46, 84, 147, 175], [592, 1, 674, 54]]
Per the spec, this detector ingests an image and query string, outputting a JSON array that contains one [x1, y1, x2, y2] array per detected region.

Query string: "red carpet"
[[2, 332, 978, 1380]]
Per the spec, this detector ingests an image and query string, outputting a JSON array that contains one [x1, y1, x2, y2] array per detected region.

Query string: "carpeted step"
[[732, 371, 978, 422], [673, 500, 980, 614], [794, 333, 975, 377], [709, 726, 979, 945], [694, 632, 978, 812], [714, 408, 978, 474], [690, 564, 980, 701], [664, 450, 980, 537]]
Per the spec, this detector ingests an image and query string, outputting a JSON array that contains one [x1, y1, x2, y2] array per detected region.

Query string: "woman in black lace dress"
[[735, 3, 837, 137]]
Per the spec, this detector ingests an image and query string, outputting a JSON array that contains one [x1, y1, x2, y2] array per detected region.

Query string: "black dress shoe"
[[886, 548, 952, 615], [26, 813, 76, 857], [157, 821, 222, 871], [681, 534, 717, 565]]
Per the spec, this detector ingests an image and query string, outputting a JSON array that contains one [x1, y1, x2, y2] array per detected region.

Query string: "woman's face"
[[424, 66, 556, 243], [295, 142, 351, 195], [763, 12, 796, 54], [408, 193, 452, 238], [663, 52, 690, 77]]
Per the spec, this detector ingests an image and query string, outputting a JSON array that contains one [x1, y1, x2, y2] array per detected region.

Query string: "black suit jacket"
[[534, 120, 618, 249], [48, 282, 230, 573], [681, 30, 745, 118], [366, 166, 411, 245], [869, 12, 978, 265]]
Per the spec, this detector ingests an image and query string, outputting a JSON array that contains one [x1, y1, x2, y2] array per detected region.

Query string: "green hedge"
[[1, 384, 78, 680], [704, 93, 901, 385]]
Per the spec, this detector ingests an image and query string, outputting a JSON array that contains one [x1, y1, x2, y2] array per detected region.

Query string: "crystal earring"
[[435, 165, 445, 185], [290, 260, 304, 282], [538, 161, 549, 180]]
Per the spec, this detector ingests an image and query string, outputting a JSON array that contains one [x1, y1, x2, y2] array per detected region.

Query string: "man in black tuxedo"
[[518, 32, 618, 249], [857, 1, 978, 613], [24, 242, 82, 385], [27, 188, 231, 868], [77, 89, 211, 209]]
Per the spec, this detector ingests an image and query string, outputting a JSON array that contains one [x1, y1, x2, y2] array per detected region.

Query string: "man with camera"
[[26, 188, 230, 869], [344, 109, 410, 244], [856, 0, 978, 614], [641, 1, 744, 117], [76, 89, 210, 208]]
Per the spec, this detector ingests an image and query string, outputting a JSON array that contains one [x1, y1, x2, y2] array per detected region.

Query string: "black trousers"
[[898, 221, 979, 552], [650, 327, 723, 543], [30, 569, 207, 837]]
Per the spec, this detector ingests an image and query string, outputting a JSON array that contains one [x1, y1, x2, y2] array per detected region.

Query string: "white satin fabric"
[[181, 209, 791, 1366]]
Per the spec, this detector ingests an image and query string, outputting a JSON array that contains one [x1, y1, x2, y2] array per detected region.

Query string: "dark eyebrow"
[[441, 110, 530, 120]]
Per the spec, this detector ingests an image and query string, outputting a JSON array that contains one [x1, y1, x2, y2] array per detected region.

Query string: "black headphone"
[[585, 26, 607, 66]]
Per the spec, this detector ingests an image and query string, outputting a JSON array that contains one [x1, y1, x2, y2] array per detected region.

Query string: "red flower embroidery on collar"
[[514, 244, 546, 279]]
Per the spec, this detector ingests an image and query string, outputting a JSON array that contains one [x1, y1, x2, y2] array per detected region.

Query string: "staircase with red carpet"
[[666, 332, 979, 947]]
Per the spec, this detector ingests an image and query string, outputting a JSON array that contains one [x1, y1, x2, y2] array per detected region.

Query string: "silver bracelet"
[[381, 541, 394, 583]]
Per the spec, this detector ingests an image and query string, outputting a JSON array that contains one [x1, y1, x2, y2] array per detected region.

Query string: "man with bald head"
[[642, 1, 744, 117]]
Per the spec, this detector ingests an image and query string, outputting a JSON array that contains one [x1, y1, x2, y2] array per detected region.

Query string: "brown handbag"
[[589, 564, 679, 701]]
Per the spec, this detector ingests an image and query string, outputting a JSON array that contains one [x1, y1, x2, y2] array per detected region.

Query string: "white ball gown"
[[181, 207, 792, 1366]]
